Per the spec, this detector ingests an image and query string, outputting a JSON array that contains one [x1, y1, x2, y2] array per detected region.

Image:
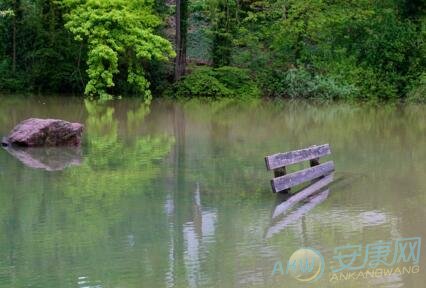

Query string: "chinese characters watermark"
[[272, 237, 421, 283]]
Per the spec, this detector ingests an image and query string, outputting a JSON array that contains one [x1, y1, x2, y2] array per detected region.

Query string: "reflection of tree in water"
[[58, 100, 175, 245], [0, 99, 175, 287], [0, 99, 425, 287]]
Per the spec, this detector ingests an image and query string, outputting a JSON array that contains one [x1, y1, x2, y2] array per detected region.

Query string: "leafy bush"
[[170, 66, 261, 99], [0, 59, 28, 91], [322, 58, 399, 101], [407, 73, 426, 103], [263, 67, 357, 100]]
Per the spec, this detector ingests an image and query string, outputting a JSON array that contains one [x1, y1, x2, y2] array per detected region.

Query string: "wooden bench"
[[265, 144, 334, 193]]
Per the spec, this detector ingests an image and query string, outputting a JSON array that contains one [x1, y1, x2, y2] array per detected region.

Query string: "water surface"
[[0, 96, 425, 287]]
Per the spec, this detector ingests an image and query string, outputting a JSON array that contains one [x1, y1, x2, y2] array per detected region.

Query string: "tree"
[[11, 0, 20, 73], [175, 0, 188, 80], [210, 0, 238, 67], [62, 0, 175, 101], [232, 0, 423, 100]]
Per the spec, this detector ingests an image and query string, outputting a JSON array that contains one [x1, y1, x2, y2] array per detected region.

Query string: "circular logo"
[[288, 248, 324, 282]]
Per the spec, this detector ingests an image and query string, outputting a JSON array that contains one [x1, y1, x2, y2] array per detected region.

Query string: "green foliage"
[[0, 9, 14, 17], [170, 66, 260, 98], [0, 59, 26, 90], [261, 0, 424, 100], [0, 0, 425, 101], [187, 12, 212, 62], [198, 0, 426, 101], [0, 0, 85, 92], [263, 67, 357, 100], [62, 0, 175, 101], [407, 73, 426, 103]]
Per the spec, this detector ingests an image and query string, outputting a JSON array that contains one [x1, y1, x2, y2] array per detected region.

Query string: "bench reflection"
[[266, 173, 333, 239]]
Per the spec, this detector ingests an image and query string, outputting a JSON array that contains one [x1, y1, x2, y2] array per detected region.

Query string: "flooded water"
[[0, 95, 425, 287]]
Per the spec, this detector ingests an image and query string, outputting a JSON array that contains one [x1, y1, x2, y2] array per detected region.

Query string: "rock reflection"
[[3, 146, 82, 171]]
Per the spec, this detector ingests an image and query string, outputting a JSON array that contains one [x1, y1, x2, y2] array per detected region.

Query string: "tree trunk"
[[12, 5, 16, 73], [12, 0, 20, 74], [174, 0, 187, 81]]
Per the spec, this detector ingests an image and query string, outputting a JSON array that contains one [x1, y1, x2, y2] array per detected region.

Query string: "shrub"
[[0, 59, 28, 91], [407, 73, 426, 103], [263, 67, 357, 100], [170, 66, 261, 99]]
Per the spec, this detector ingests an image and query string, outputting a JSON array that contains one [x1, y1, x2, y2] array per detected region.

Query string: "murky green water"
[[0, 95, 425, 288]]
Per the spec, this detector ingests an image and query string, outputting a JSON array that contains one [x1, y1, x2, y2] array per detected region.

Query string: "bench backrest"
[[265, 144, 334, 193]]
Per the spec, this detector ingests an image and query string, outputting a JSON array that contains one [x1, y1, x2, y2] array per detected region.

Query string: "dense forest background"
[[0, 0, 425, 102]]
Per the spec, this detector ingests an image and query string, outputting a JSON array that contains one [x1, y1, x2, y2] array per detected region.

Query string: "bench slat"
[[265, 144, 331, 171], [271, 161, 335, 193]]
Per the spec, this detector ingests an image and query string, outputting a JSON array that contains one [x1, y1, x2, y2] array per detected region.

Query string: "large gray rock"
[[4, 118, 84, 147]]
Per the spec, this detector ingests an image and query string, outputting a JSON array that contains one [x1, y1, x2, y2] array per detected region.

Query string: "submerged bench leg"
[[309, 158, 322, 184], [274, 167, 290, 193], [310, 158, 320, 167]]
